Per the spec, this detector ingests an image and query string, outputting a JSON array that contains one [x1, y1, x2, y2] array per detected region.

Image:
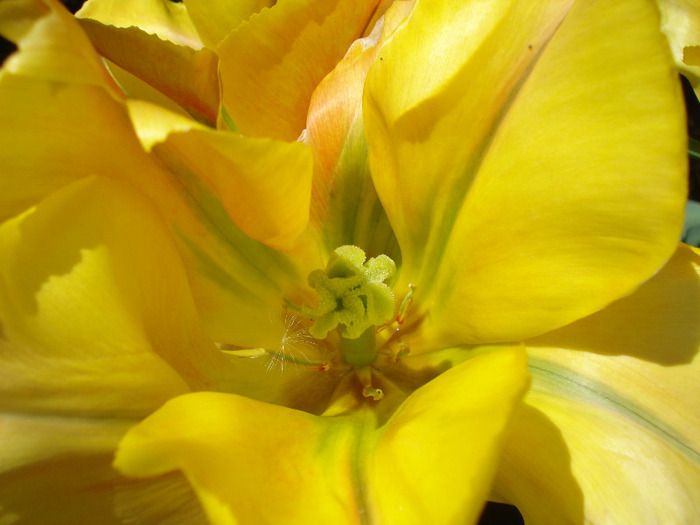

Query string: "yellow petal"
[[77, 0, 203, 49], [77, 18, 219, 123], [125, 99, 321, 348], [0, 176, 198, 414], [0, 0, 167, 222], [686, 45, 700, 67], [305, 0, 414, 257], [368, 0, 686, 347], [115, 392, 362, 525], [368, 345, 530, 524], [0, 0, 291, 355], [156, 124, 314, 252], [0, 0, 120, 91], [218, 0, 381, 140], [115, 346, 529, 524], [658, 0, 700, 97], [492, 244, 700, 523], [184, 0, 272, 48], [105, 58, 193, 118], [0, 413, 205, 524]]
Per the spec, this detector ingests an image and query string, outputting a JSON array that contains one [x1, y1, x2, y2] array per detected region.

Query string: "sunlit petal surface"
[[218, 0, 382, 139], [76, 0, 202, 48], [492, 245, 700, 522], [366, 0, 686, 348], [0, 0, 695, 523], [185, 0, 272, 49], [115, 346, 529, 524], [77, 0, 219, 122], [658, 0, 700, 97]]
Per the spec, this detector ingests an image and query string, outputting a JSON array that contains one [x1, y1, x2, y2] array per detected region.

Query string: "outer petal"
[[0, 176, 225, 523], [0, 0, 119, 90], [366, 0, 686, 346], [125, 99, 321, 347], [492, 244, 700, 523], [218, 0, 381, 140], [0, 176, 218, 412], [367, 345, 530, 524], [77, 0, 219, 123], [115, 347, 529, 524], [184, 0, 272, 49], [658, 0, 700, 97], [0, 414, 206, 525], [0, 0, 309, 352], [115, 392, 363, 525], [0, 0, 163, 222]]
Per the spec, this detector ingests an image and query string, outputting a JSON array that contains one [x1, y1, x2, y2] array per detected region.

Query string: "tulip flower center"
[[223, 246, 408, 403], [301, 245, 396, 369]]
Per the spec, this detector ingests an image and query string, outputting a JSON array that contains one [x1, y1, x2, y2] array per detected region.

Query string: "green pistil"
[[302, 245, 396, 366]]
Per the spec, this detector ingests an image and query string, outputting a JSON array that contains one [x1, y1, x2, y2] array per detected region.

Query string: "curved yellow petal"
[[0, 176, 194, 414], [184, 0, 272, 49], [305, 0, 413, 258], [492, 244, 700, 523], [77, 0, 203, 49], [218, 0, 381, 140], [369, 0, 686, 347], [368, 345, 530, 524], [658, 0, 700, 97], [115, 392, 361, 525], [0, 0, 168, 222], [0, 0, 119, 91], [0, 0, 293, 353], [116, 346, 529, 524], [159, 126, 314, 252], [0, 413, 205, 524], [77, 15, 218, 122], [125, 99, 321, 348], [365, 0, 567, 285]]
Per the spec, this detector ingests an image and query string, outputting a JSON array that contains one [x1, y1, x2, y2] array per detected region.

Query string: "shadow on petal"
[[528, 244, 700, 365], [492, 403, 585, 524], [0, 454, 204, 525]]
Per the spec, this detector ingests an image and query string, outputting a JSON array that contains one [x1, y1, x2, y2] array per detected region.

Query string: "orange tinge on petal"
[[218, 0, 384, 140]]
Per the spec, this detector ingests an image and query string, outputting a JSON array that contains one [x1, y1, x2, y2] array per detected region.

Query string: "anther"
[[396, 284, 415, 325]]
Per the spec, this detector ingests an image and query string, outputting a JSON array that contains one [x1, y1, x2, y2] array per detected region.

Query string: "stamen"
[[395, 342, 410, 362], [301, 246, 396, 340], [301, 245, 396, 368], [218, 344, 330, 370], [396, 283, 415, 324], [355, 366, 384, 401]]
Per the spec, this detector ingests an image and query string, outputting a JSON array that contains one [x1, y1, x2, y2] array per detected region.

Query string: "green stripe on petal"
[[304, 2, 411, 264], [125, 100, 321, 348], [379, 0, 687, 347], [115, 346, 528, 524], [492, 244, 700, 523]]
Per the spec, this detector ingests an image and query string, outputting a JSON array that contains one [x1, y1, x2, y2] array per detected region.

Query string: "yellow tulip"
[[0, 0, 696, 523]]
